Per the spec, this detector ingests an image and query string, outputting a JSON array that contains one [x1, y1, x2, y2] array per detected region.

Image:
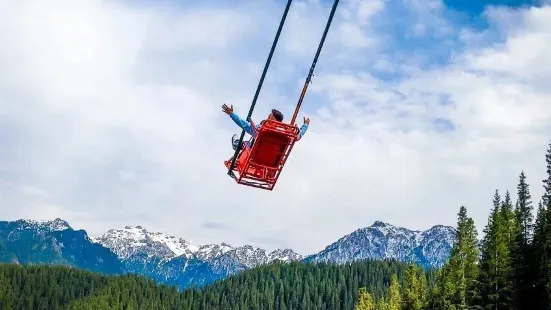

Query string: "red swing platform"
[[225, 120, 300, 190]]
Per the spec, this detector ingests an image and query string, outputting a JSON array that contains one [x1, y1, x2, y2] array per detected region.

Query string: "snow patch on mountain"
[[193, 243, 233, 261], [19, 218, 72, 232], [417, 225, 455, 267], [92, 225, 303, 268], [269, 248, 303, 262], [304, 221, 455, 268], [91, 225, 198, 261]]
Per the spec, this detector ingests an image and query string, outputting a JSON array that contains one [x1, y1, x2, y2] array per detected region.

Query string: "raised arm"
[[298, 124, 308, 139], [222, 103, 255, 136], [230, 112, 254, 136], [297, 117, 310, 140]]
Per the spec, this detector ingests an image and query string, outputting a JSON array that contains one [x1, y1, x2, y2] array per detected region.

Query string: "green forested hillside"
[[0, 264, 184, 310], [182, 259, 434, 310], [0, 259, 422, 310]]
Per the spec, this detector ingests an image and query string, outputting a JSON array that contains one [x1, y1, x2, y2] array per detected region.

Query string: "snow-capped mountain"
[[91, 225, 199, 261], [89, 225, 304, 288], [203, 245, 303, 275], [92, 225, 303, 269], [0, 218, 455, 289], [304, 221, 455, 268]]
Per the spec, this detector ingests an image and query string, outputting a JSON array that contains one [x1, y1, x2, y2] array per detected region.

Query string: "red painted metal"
[[224, 119, 299, 190]]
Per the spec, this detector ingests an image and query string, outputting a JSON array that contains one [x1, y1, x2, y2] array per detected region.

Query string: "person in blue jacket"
[[222, 103, 310, 151]]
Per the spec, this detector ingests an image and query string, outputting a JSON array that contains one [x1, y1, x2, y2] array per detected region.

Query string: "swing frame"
[[226, 120, 300, 190]]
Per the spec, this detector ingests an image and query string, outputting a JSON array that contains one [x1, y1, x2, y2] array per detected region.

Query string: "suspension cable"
[[290, 0, 340, 126]]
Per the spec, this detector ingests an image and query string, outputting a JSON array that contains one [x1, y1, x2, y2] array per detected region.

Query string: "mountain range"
[[0, 218, 455, 289]]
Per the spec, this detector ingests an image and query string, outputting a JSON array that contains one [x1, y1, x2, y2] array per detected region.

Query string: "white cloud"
[[0, 0, 550, 255]]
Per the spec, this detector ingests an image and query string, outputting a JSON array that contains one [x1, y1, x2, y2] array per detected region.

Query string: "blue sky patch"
[[432, 117, 456, 132]]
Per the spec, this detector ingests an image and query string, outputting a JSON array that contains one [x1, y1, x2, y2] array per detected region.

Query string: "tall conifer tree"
[[510, 171, 534, 309], [355, 288, 374, 310], [515, 171, 534, 242], [431, 206, 480, 309], [533, 140, 551, 308], [532, 201, 547, 308], [476, 189, 515, 309], [501, 190, 517, 248], [477, 190, 501, 309], [388, 274, 402, 310], [498, 190, 516, 308], [543, 139, 551, 207], [403, 264, 428, 310]]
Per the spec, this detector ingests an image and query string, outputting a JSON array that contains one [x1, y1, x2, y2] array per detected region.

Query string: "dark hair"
[[271, 109, 284, 122]]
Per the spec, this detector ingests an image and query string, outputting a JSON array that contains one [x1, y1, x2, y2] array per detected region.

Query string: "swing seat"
[[225, 120, 299, 190]]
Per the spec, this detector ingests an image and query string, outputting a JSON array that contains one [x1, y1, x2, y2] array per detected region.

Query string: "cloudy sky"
[[1, 0, 550, 255]]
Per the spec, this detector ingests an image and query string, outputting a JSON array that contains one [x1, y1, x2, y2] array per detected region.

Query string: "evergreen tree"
[[543, 205, 551, 309], [544, 140, 551, 306], [475, 189, 515, 309], [430, 206, 480, 310], [532, 139, 551, 309], [0, 274, 16, 309], [498, 190, 515, 309], [376, 298, 389, 310], [388, 274, 401, 310], [543, 139, 551, 208], [500, 190, 517, 249], [458, 206, 481, 308], [355, 287, 374, 310], [510, 171, 534, 309], [515, 171, 534, 242], [402, 264, 428, 310], [477, 190, 501, 309], [532, 201, 549, 309]]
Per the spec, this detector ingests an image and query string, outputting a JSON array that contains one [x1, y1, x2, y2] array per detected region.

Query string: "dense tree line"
[[181, 259, 431, 310], [0, 264, 185, 310], [355, 139, 551, 309], [0, 259, 426, 309], [355, 265, 427, 310]]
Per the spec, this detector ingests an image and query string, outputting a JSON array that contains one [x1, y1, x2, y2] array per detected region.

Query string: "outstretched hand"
[[222, 103, 233, 115], [295, 117, 310, 130]]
